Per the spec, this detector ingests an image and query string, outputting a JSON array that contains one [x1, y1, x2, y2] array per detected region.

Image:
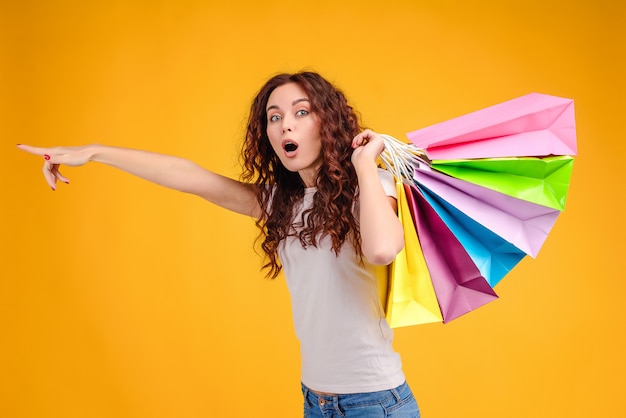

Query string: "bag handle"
[[379, 134, 430, 184]]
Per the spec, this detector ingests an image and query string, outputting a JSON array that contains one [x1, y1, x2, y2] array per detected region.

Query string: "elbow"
[[363, 237, 405, 266]]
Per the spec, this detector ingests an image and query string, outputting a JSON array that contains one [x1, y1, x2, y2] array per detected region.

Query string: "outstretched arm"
[[17, 144, 261, 218], [351, 130, 404, 265]]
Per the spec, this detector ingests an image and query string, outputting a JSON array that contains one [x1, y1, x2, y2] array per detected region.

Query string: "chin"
[[278, 162, 302, 175], [278, 158, 302, 172]]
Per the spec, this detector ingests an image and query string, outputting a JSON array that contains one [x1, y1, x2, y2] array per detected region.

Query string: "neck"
[[298, 168, 319, 188]]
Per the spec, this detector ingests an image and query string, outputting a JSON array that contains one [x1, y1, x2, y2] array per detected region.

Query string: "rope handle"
[[379, 134, 430, 183]]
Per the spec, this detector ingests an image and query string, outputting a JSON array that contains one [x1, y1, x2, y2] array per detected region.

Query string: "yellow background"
[[1, 1, 624, 417]]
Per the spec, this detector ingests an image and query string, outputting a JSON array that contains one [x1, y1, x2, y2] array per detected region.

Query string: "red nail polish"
[[51, 187, 56, 191], [44, 154, 51, 160]]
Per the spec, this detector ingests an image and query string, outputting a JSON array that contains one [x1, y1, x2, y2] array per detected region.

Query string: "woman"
[[18, 71, 420, 417]]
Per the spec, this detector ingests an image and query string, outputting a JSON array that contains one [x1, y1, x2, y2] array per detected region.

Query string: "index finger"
[[16, 144, 52, 156], [352, 129, 375, 148]]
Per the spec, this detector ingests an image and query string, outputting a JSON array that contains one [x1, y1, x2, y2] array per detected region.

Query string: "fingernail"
[[44, 154, 51, 160], [51, 187, 56, 191], [64, 181, 70, 184]]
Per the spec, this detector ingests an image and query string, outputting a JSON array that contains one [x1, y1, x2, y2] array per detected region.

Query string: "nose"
[[282, 114, 294, 133]]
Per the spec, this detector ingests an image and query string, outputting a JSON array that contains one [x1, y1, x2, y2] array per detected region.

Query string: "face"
[[266, 82, 323, 187]]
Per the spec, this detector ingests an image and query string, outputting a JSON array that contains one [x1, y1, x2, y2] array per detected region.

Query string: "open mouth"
[[283, 142, 298, 152]]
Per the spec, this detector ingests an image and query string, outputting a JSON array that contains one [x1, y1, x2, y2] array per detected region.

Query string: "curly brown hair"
[[241, 71, 364, 278]]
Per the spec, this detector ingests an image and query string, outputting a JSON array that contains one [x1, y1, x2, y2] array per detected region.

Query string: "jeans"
[[302, 381, 420, 417]]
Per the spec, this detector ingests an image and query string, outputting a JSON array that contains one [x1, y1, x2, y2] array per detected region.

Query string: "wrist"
[[353, 158, 378, 176], [353, 160, 380, 184], [88, 143, 109, 163]]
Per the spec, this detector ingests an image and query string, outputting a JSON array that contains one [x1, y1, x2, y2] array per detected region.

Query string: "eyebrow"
[[266, 98, 310, 112]]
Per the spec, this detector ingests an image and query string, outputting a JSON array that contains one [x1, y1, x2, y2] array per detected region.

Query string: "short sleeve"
[[377, 168, 397, 199]]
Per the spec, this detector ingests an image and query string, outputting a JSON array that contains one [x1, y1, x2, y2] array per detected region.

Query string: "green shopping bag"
[[431, 155, 574, 210]]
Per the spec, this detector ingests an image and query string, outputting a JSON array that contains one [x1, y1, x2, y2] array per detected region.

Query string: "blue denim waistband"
[[302, 381, 411, 409]]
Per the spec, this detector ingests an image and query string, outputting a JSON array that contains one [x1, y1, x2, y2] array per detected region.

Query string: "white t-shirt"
[[277, 169, 405, 394]]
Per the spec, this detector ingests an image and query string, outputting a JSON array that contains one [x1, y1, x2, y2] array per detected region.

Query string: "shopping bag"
[[407, 185, 498, 322], [382, 182, 443, 327], [431, 155, 574, 210], [414, 168, 561, 257], [407, 93, 577, 160]]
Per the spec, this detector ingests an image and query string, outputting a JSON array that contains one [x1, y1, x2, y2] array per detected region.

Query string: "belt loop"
[[302, 383, 312, 408], [333, 396, 342, 415], [391, 387, 401, 401]]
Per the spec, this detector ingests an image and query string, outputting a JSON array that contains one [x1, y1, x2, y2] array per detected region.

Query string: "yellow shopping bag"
[[378, 182, 443, 328]]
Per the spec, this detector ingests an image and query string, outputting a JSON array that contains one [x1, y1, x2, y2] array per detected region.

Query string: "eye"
[[296, 109, 309, 117], [269, 114, 282, 122]]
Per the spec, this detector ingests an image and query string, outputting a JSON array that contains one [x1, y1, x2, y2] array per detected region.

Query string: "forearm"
[[355, 161, 404, 265], [87, 144, 259, 216], [90, 144, 210, 193]]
